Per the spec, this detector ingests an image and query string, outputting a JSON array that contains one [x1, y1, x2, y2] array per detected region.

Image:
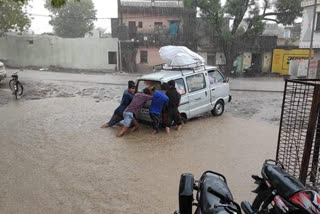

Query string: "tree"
[[0, 0, 31, 35], [0, 0, 79, 35], [12, 0, 79, 8], [184, 0, 303, 75], [45, 0, 96, 38]]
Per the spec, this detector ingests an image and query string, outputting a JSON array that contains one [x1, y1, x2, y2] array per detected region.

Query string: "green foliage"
[[11, 0, 79, 8], [186, 0, 302, 74], [187, 0, 302, 37], [45, 0, 96, 38], [0, 0, 31, 35], [273, 0, 303, 25]]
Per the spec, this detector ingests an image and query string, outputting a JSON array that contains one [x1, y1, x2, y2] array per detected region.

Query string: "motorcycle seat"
[[264, 164, 305, 199], [200, 172, 233, 214]]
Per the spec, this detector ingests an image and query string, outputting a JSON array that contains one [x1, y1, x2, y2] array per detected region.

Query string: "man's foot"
[[165, 127, 170, 134], [176, 125, 182, 131], [101, 124, 109, 128], [152, 130, 157, 135], [117, 126, 129, 137], [131, 125, 139, 132]]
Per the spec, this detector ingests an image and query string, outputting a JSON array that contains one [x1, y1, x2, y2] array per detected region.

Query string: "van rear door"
[[208, 70, 229, 104], [185, 72, 210, 118]]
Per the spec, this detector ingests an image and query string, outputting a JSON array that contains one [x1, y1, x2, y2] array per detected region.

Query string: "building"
[[112, 0, 196, 72], [196, 18, 278, 75], [300, 0, 320, 78]]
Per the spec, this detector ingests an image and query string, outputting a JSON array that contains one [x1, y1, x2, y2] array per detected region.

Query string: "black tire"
[[252, 190, 274, 213], [211, 100, 224, 116], [9, 79, 15, 92], [180, 114, 187, 124], [16, 82, 23, 96]]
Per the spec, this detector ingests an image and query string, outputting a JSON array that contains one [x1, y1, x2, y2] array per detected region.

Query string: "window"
[[137, 80, 161, 92], [175, 78, 186, 95], [208, 70, 224, 84], [108, 52, 117, 64], [140, 51, 148, 63], [154, 22, 163, 32], [138, 21, 143, 28], [316, 13, 320, 31], [186, 73, 206, 93]]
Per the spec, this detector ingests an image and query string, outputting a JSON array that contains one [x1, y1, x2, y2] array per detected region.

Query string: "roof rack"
[[153, 62, 206, 75]]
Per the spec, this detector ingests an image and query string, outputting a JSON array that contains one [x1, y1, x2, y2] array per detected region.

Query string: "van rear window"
[[137, 80, 161, 92]]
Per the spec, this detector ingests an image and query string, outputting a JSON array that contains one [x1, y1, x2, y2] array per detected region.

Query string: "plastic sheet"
[[159, 46, 205, 68]]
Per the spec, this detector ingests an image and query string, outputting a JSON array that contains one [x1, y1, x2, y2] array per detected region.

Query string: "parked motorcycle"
[[242, 159, 320, 214], [174, 171, 251, 214]]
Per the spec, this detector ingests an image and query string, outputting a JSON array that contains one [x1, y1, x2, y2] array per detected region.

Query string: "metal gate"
[[276, 79, 320, 187]]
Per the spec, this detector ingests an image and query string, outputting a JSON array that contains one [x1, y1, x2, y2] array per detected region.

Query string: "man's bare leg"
[[117, 126, 129, 137], [131, 121, 140, 132], [176, 125, 182, 131], [165, 127, 170, 134], [152, 130, 157, 135], [101, 124, 109, 128]]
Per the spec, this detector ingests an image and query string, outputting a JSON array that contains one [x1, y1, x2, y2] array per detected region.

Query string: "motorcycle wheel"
[[16, 82, 23, 96], [9, 79, 15, 92], [252, 190, 275, 214]]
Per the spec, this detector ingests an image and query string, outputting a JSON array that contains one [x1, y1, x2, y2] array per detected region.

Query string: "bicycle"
[[9, 72, 23, 99]]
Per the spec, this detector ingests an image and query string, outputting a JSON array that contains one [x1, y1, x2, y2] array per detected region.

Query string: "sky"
[[28, 0, 118, 34]]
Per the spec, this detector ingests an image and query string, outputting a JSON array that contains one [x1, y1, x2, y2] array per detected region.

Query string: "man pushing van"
[[165, 80, 182, 133]]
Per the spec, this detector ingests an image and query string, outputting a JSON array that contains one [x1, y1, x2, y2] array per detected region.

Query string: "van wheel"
[[180, 114, 187, 124], [212, 100, 224, 116]]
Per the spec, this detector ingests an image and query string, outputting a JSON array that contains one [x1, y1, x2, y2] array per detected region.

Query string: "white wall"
[[0, 35, 119, 70]]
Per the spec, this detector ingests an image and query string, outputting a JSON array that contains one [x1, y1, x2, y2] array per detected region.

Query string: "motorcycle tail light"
[[274, 195, 289, 213], [290, 191, 320, 214]]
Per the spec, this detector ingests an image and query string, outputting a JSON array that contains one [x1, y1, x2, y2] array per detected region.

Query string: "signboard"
[[272, 49, 314, 75], [301, 0, 320, 7], [289, 59, 319, 78], [309, 59, 319, 78], [297, 60, 308, 77]]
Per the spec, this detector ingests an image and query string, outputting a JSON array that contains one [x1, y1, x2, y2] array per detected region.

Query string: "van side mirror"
[[224, 78, 229, 83]]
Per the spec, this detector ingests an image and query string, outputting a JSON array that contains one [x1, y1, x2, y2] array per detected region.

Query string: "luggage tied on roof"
[[159, 46, 205, 68]]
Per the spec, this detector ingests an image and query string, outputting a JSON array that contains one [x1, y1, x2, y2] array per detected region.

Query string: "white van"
[[136, 65, 231, 123]]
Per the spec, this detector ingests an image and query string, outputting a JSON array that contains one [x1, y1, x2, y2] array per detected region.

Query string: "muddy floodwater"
[[0, 95, 278, 214]]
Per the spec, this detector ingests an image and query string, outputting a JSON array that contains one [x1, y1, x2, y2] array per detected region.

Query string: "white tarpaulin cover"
[[159, 46, 205, 68]]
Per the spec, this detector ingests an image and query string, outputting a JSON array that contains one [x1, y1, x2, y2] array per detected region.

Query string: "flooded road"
[[0, 96, 278, 214]]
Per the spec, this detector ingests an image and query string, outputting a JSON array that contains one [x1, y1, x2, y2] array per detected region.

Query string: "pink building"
[[114, 0, 196, 72]]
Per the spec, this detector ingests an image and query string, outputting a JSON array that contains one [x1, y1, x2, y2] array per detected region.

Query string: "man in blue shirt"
[[101, 81, 135, 128], [149, 83, 169, 134]]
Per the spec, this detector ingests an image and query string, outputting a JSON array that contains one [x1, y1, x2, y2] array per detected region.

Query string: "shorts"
[[123, 112, 135, 127]]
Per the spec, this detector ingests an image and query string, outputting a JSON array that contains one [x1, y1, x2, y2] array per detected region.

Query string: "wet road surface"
[[0, 70, 282, 213], [0, 96, 278, 214]]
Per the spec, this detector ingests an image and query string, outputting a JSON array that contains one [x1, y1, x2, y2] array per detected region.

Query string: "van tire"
[[212, 100, 224, 116], [180, 114, 187, 124]]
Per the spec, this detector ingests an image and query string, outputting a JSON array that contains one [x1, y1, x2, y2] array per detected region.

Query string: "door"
[[174, 78, 189, 116], [128, 21, 137, 39], [208, 70, 229, 104], [186, 73, 210, 118]]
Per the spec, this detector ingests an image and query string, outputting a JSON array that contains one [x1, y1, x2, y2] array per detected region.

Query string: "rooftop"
[[120, 0, 183, 7]]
